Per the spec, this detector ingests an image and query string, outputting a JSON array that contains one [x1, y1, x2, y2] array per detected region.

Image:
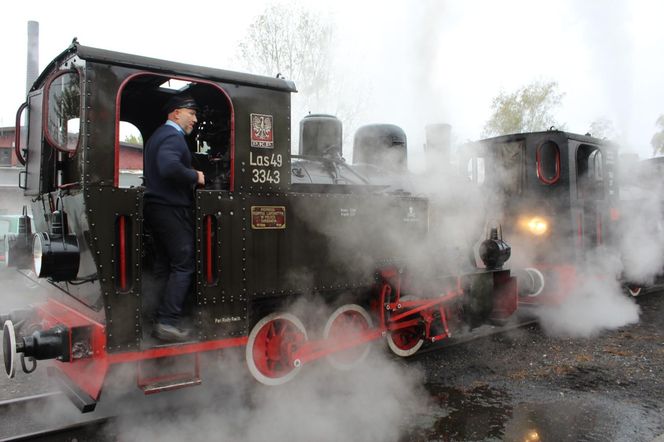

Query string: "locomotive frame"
[[2, 42, 517, 412]]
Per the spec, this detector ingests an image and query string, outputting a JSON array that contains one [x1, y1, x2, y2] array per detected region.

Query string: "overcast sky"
[[2, 0, 663, 167]]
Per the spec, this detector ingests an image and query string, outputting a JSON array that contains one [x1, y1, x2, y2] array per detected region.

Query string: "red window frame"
[[113, 73, 236, 190], [43, 69, 82, 154], [536, 141, 560, 185]]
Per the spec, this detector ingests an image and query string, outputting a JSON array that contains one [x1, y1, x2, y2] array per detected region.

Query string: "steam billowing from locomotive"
[[1, 40, 656, 442]]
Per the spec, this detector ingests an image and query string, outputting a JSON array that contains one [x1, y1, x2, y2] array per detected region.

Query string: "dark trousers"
[[144, 203, 195, 326]]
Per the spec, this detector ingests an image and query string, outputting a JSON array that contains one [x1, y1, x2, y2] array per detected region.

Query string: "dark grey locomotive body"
[[15, 43, 432, 350], [2, 43, 516, 411]]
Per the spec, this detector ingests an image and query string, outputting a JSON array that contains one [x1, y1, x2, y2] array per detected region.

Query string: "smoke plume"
[[111, 345, 427, 441]]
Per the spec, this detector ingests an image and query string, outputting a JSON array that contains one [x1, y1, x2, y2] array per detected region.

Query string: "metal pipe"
[[26, 21, 39, 94]]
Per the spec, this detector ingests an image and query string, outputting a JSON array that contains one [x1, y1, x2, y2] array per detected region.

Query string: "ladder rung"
[[141, 377, 202, 395]]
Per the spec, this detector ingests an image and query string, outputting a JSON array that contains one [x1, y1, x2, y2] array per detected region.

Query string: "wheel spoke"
[[387, 297, 424, 357], [246, 313, 307, 386]]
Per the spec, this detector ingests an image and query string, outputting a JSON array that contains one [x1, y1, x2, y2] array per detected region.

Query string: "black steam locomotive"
[[460, 130, 627, 302], [1, 42, 516, 412]]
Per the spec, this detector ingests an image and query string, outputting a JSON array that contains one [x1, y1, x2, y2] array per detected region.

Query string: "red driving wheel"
[[246, 313, 307, 385], [323, 304, 373, 370], [386, 297, 424, 357]]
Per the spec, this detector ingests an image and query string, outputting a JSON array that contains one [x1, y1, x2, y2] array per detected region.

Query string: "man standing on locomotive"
[[143, 94, 205, 342]]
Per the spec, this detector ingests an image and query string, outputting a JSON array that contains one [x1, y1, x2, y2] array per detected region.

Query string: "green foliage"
[[123, 134, 143, 145], [482, 80, 564, 138], [651, 115, 664, 155]]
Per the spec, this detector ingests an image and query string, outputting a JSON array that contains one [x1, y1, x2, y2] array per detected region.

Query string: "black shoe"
[[152, 323, 191, 343]]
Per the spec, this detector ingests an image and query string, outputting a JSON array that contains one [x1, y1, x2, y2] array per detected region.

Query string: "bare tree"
[[588, 117, 618, 140], [651, 115, 664, 155], [482, 80, 564, 138], [238, 4, 333, 108], [237, 4, 365, 152]]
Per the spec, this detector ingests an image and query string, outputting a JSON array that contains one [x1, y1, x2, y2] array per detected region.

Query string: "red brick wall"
[[119, 145, 143, 170], [0, 127, 18, 166]]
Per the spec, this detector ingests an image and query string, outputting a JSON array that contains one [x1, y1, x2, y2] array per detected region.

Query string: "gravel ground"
[[404, 290, 664, 441], [1, 266, 662, 441]]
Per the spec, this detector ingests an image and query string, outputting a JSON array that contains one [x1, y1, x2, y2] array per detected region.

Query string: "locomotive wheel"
[[246, 313, 307, 386], [523, 267, 545, 297], [3, 320, 17, 378], [386, 297, 424, 357], [323, 304, 373, 370], [626, 284, 642, 297]]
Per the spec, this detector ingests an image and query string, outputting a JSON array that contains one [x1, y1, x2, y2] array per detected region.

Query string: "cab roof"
[[30, 40, 298, 94]]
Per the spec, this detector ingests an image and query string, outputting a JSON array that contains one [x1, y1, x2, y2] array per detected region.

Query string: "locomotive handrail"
[[292, 153, 371, 184], [57, 182, 81, 190], [14, 102, 28, 166]]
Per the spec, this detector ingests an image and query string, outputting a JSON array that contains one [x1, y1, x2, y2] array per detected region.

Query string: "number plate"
[[251, 206, 286, 229]]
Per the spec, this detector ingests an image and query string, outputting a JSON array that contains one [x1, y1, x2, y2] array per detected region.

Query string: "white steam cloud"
[[110, 348, 427, 442], [535, 269, 641, 338], [618, 159, 664, 285]]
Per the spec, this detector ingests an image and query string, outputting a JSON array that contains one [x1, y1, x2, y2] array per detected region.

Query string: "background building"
[[0, 125, 27, 214]]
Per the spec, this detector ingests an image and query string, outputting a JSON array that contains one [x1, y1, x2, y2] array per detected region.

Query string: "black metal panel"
[[74, 44, 296, 93], [31, 43, 296, 97], [84, 63, 131, 187], [231, 87, 292, 193], [244, 192, 428, 296], [84, 186, 143, 352], [526, 131, 571, 199], [195, 190, 247, 338], [193, 189, 428, 336]]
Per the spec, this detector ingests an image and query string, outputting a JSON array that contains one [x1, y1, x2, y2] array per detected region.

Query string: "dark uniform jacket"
[[144, 124, 198, 207]]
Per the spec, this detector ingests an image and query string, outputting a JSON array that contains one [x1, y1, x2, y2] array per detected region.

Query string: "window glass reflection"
[[46, 72, 80, 151]]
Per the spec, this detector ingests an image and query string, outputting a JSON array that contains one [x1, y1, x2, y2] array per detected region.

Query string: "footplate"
[[140, 376, 202, 394], [137, 353, 201, 395]]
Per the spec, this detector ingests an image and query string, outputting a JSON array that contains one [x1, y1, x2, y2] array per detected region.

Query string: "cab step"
[[137, 353, 201, 395]]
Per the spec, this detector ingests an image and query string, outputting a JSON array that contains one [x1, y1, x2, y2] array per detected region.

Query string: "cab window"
[[466, 156, 486, 184], [116, 74, 233, 189], [577, 144, 604, 199], [536, 141, 560, 184], [118, 122, 144, 188], [45, 71, 81, 152], [487, 141, 525, 195]]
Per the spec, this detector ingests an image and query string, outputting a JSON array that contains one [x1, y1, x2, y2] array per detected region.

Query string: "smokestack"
[[26, 21, 39, 94]]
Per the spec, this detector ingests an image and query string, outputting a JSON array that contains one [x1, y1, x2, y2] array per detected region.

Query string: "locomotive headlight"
[[527, 217, 548, 235], [519, 216, 549, 236], [32, 232, 80, 281]]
